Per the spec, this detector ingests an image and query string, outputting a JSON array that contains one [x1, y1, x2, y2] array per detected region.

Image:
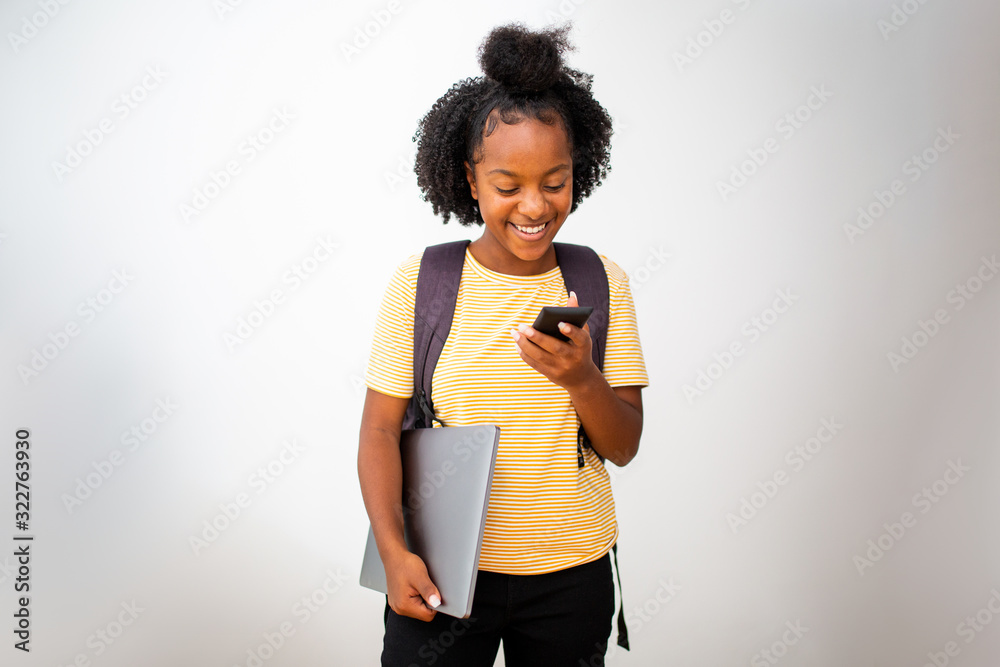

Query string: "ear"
[[464, 161, 478, 200]]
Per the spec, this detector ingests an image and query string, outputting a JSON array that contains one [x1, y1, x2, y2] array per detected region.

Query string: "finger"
[[391, 588, 435, 622], [406, 591, 437, 621], [515, 324, 558, 355], [566, 290, 578, 307], [511, 332, 548, 376], [557, 321, 578, 342]]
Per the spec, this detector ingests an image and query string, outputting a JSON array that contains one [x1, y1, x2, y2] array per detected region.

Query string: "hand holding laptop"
[[384, 548, 443, 621]]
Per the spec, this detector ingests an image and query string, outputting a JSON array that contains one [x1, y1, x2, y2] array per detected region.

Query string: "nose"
[[517, 187, 547, 220]]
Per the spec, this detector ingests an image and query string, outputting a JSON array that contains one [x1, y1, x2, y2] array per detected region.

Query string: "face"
[[464, 113, 573, 276]]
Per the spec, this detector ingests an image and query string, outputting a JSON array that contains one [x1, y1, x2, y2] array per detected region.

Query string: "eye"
[[495, 182, 567, 195]]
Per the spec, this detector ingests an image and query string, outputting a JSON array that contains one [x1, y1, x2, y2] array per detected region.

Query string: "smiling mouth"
[[508, 219, 551, 238]]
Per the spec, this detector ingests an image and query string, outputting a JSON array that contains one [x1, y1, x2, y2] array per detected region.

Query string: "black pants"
[[381, 551, 615, 667]]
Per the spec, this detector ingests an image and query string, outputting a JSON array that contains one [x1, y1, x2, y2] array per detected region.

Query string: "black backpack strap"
[[402, 239, 470, 431], [553, 242, 608, 370], [552, 242, 610, 468], [612, 543, 629, 650]]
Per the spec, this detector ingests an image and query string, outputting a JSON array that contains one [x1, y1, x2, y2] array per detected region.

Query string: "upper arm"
[[360, 387, 410, 442], [599, 257, 650, 391], [363, 256, 420, 400]]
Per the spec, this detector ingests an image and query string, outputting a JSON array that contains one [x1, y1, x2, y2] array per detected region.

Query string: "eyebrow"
[[487, 164, 571, 177]]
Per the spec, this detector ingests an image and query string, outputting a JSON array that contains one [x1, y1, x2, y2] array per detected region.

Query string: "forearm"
[[566, 365, 642, 467], [357, 427, 409, 563]]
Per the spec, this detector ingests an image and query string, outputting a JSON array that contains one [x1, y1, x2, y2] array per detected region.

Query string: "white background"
[[1, 0, 999, 665]]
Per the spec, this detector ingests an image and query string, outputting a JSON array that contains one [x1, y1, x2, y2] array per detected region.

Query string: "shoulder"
[[399, 249, 424, 277], [386, 250, 424, 291], [394, 240, 474, 288], [594, 251, 631, 295]]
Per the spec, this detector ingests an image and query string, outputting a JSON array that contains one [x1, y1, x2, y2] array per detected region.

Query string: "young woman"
[[358, 22, 649, 667]]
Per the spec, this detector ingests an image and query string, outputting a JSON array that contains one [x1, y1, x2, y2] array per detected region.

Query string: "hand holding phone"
[[531, 306, 593, 342]]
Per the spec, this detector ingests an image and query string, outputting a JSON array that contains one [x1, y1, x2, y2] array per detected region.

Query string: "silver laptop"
[[360, 424, 500, 619]]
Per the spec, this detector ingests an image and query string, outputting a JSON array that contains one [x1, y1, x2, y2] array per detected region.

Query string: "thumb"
[[566, 290, 578, 307], [421, 580, 442, 609]]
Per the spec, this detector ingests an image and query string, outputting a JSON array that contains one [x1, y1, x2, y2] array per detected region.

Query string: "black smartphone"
[[531, 306, 593, 342]]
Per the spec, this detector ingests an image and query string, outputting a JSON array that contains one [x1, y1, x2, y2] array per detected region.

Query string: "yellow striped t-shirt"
[[364, 244, 649, 575]]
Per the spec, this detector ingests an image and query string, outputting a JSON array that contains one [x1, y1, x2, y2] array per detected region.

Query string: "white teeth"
[[513, 221, 547, 234]]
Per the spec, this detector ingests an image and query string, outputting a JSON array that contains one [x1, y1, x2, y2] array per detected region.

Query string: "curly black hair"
[[412, 22, 614, 227]]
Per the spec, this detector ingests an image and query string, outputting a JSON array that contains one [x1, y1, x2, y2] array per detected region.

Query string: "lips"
[[508, 219, 551, 241]]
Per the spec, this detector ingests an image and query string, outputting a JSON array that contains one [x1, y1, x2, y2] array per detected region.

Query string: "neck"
[[468, 235, 557, 276]]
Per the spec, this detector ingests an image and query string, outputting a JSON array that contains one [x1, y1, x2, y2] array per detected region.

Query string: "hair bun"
[[478, 23, 573, 93]]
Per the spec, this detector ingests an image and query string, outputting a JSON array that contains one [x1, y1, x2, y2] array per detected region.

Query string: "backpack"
[[399, 237, 631, 650], [401, 238, 609, 469]]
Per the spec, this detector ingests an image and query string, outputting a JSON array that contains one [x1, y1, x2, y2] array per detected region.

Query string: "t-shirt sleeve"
[[600, 255, 650, 388], [363, 253, 421, 399]]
